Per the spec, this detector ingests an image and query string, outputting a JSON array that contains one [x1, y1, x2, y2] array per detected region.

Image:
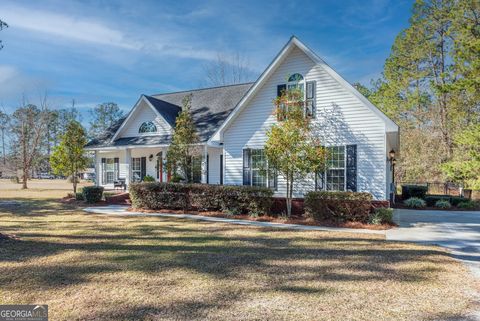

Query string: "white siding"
[[118, 101, 171, 138], [223, 46, 388, 200]]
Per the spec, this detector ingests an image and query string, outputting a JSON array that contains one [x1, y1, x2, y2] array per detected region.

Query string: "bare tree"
[[0, 108, 9, 165], [10, 94, 51, 189], [202, 52, 255, 87], [0, 19, 8, 50]]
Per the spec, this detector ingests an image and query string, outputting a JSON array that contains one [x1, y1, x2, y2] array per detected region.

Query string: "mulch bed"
[[127, 207, 395, 230]]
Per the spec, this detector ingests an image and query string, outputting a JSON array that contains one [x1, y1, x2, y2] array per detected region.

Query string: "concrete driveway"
[[387, 209, 480, 278]]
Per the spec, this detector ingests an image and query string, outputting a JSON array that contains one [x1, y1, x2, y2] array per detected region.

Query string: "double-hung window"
[[132, 157, 142, 182], [316, 146, 346, 191], [243, 149, 277, 189], [326, 146, 346, 191], [276, 73, 316, 120], [104, 158, 115, 184], [251, 149, 267, 187], [191, 156, 202, 183]]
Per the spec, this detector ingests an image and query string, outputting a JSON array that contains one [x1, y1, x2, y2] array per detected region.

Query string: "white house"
[[85, 36, 399, 201]]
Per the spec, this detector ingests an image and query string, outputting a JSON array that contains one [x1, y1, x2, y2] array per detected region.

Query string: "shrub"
[[457, 200, 477, 209], [435, 199, 451, 209], [304, 191, 373, 223], [82, 186, 104, 203], [369, 208, 394, 225], [129, 182, 273, 215], [402, 185, 428, 200], [75, 192, 84, 201], [404, 197, 426, 208], [143, 175, 155, 182], [424, 195, 468, 207]]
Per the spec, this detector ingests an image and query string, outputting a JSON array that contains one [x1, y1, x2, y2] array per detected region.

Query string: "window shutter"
[[141, 157, 146, 180], [306, 81, 316, 118], [114, 157, 119, 180], [220, 154, 223, 185], [315, 171, 325, 191], [277, 84, 286, 97], [206, 154, 209, 184], [101, 158, 106, 185], [243, 149, 251, 185], [346, 145, 357, 192]]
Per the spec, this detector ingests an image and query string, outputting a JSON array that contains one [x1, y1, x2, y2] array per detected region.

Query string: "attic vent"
[[139, 121, 157, 133]]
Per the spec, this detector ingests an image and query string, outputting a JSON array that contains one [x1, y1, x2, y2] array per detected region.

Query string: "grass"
[[0, 181, 479, 320]]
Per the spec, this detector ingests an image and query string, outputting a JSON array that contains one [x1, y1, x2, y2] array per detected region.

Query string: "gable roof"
[[210, 36, 399, 143], [85, 83, 253, 149]]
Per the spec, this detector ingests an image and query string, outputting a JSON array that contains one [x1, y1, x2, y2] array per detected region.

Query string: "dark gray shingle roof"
[[86, 82, 253, 148]]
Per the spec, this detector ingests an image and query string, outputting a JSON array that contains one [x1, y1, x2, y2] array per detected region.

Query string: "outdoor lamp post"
[[389, 149, 396, 204]]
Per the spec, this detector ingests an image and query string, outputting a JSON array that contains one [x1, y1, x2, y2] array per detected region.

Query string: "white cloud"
[[1, 6, 139, 50], [0, 4, 219, 61]]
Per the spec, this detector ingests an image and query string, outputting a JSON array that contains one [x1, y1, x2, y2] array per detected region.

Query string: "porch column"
[[94, 151, 99, 186], [125, 148, 131, 187], [201, 145, 208, 184]]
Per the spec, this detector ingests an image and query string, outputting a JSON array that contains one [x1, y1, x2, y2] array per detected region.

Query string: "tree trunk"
[[22, 168, 28, 189], [1, 128, 5, 165], [286, 175, 292, 217], [73, 173, 77, 194]]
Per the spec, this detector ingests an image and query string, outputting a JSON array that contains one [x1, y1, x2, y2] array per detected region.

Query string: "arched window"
[[287, 73, 304, 92], [288, 73, 304, 82], [139, 121, 157, 133]]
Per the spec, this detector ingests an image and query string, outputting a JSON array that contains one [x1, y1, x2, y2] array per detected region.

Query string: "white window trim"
[[318, 145, 347, 192], [248, 148, 276, 189]]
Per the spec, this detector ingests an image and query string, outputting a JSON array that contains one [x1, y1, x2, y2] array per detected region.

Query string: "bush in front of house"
[[142, 175, 155, 182], [457, 200, 477, 209], [304, 191, 373, 223], [404, 197, 426, 208], [128, 182, 273, 215], [75, 192, 84, 201], [401, 185, 428, 200], [434, 199, 451, 209], [82, 186, 104, 203], [369, 207, 394, 225]]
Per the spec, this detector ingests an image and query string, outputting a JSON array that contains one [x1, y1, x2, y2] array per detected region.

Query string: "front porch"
[[94, 145, 223, 189]]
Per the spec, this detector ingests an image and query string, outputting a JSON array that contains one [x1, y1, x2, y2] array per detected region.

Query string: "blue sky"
[[0, 0, 413, 123]]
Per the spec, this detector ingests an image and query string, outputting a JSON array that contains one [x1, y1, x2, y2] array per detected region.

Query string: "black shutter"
[[114, 157, 119, 180], [101, 158, 106, 185], [277, 84, 286, 97], [141, 157, 146, 181], [206, 154, 209, 184], [243, 149, 251, 185], [220, 154, 223, 185], [306, 81, 316, 118], [346, 145, 357, 192]]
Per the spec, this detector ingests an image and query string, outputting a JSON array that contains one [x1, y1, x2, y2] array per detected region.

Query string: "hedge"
[[401, 185, 428, 200], [129, 182, 274, 215], [424, 195, 468, 207], [82, 186, 104, 203], [304, 191, 373, 223]]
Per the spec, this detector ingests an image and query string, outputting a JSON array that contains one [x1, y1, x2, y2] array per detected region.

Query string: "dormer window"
[[139, 121, 157, 133], [276, 73, 316, 120]]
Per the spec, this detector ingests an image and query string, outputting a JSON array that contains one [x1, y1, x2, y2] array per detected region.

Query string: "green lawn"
[[0, 191, 478, 320]]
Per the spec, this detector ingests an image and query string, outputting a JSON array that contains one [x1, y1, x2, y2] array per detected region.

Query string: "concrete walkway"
[[83, 205, 386, 235], [387, 209, 480, 278]]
